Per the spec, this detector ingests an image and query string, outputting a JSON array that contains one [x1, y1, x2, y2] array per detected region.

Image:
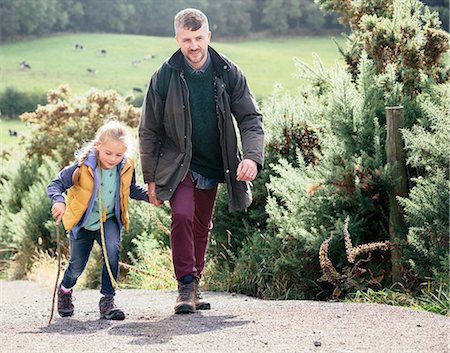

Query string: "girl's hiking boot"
[[174, 281, 196, 314], [57, 286, 74, 317], [194, 279, 211, 310], [99, 295, 125, 320]]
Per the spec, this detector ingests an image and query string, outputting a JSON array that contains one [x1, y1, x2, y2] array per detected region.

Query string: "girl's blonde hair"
[[76, 120, 135, 165]]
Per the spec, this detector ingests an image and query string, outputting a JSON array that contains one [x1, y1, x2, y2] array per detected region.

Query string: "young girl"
[[47, 120, 148, 320]]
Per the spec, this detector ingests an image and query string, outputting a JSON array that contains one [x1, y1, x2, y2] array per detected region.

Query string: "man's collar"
[[183, 52, 211, 74], [167, 46, 230, 75]]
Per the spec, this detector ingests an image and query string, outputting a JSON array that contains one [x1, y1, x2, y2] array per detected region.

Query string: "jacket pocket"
[[155, 150, 184, 186]]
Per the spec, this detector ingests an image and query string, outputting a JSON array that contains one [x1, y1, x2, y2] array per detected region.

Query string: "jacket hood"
[[83, 149, 98, 169]]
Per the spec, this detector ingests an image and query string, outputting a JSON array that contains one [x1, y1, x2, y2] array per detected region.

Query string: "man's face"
[[176, 24, 211, 70]]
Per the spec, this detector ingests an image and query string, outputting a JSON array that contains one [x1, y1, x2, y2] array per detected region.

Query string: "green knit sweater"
[[184, 64, 223, 179]]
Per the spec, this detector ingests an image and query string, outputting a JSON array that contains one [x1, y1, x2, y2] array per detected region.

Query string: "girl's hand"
[[52, 202, 66, 225]]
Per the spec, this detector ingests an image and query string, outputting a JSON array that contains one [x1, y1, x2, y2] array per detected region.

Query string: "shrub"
[[2, 85, 167, 283], [2, 155, 43, 213], [0, 87, 46, 118], [207, 0, 450, 303], [123, 200, 170, 261], [208, 54, 394, 299], [126, 232, 175, 290], [1, 156, 62, 278], [317, 0, 450, 100], [399, 88, 449, 280], [20, 85, 141, 167]]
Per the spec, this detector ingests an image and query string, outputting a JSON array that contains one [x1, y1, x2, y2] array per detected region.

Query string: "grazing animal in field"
[[73, 43, 84, 50], [132, 87, 143, 93], [98, 48, 107, 56], [143, 54, 156, 61], [87, 68, 98, 76], [19, 61, 31, 70], [132, 59, 142, 66], [8, 129, 18, 137]]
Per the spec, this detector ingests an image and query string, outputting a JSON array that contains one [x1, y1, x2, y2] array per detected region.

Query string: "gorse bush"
[[20, 85, 140, 167], [317, 0, 449, 101]]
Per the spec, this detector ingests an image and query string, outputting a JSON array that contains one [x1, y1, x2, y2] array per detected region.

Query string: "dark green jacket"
[[139, 46, 264, 211]]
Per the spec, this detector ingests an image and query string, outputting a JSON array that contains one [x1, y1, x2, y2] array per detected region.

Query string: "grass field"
[[0, 33, 344, 99], [0, 33, 344, 169], [0, 119, 29, 148], [0, 119, 29, 174]]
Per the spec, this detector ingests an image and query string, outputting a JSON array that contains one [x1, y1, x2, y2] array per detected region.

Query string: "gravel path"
[[1, 280, 448, 353]]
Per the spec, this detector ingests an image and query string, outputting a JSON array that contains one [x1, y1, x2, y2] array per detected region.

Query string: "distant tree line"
[[2, 0, 447, 41], [1, 0, 331, 41]]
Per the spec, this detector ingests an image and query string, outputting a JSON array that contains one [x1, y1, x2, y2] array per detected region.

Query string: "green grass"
[[0, 33, 344, 98], [346, 285, 450, 316], [0, 119, 29, 178], [0, 34, 343, 174], [0, 119, 29, 150], [214, 37, 344, 97]]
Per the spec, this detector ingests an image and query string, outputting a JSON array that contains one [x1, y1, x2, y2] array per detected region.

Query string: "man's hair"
[[174, 8, 209, 35]]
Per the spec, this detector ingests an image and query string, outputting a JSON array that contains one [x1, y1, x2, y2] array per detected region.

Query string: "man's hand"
[[236, 159, 258, 181], [52, 202, 66, 225], [148, 182, 164, 207]]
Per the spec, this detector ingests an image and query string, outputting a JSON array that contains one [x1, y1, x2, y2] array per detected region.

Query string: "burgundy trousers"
[[169, 173, 218, 280]]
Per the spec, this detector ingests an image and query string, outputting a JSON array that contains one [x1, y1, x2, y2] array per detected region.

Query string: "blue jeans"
[[61, 217, 121, 296]]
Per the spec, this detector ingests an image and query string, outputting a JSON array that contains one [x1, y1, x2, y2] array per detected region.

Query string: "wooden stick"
[[48, 225, 61, 325]]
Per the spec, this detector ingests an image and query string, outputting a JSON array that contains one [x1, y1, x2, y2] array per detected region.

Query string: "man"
[[139, 8, 264, 314]]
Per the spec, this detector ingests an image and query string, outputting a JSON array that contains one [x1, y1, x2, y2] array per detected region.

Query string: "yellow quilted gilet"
[[62, 159, 134, 231]]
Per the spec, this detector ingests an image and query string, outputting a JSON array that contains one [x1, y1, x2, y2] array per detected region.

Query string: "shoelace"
[[179, 283, 194, 301], [100, 297, 116, 311], [60, 294, 73, 306]]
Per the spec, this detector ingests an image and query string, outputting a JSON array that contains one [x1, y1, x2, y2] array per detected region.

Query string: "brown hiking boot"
[[194, 278, 211, 310], [99, 295, 125, 320], [174, 281, 196, 314], [57, 286, 74, 317]]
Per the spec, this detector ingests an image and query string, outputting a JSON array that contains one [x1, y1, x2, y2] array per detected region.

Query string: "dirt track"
[[0, 280, 448, 353]]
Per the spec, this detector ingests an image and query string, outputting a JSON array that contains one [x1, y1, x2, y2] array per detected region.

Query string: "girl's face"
[[96, 139, 127, 169]]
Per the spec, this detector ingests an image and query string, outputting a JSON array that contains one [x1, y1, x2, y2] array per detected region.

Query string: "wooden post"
[[385, 106, 408, 283]]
